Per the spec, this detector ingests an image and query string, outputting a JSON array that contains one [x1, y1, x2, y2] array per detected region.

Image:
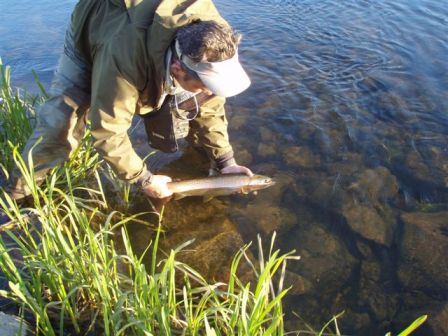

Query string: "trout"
[[167, 174, 275, 200]]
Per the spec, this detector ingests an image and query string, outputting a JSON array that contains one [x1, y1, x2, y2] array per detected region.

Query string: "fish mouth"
[[249, 175, 276, 188], [253, 177, 275, 189], [264, 177, 275, 186]]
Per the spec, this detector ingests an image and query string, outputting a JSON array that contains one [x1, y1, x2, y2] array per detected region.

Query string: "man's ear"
[[170, 60, 183, 77]]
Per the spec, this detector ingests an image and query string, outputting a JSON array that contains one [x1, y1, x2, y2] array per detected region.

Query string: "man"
[[9, 0, 253, 200]]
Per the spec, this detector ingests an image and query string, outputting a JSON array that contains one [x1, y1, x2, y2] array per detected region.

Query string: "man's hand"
[[220, 164, 253, 176], [142, 175, 173, 198]]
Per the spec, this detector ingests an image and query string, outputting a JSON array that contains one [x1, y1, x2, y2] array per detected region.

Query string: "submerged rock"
[[430, 304, 448, 336], [280, 271, 313, 296], [233, 145, 253, 167], [243, 204, 297, 237], [342, 204, 396, 246], [307, 174, 352, 211], [177, 230, 245, 282], [259, 126, 275, 142], [355, 240, 376, 260], [287, 224, 357, 294], [338, 309, 372, 335], [230, 170, 301, 237], [256, 171, 299, 202], [398, 211, 448, 293], [358, 261, 398, 322], [282, 146, 321, 168], [328, 153, 365, 176], [405, 145, 448, 187], [348, 167, 399, 202], [340, 166, 399, 245], [228, 115, 248, 130], [257, 143, 277, 157], [393, 297, 448, 336]]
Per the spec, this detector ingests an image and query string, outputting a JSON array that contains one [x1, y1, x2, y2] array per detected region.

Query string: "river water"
[[1, 0, 447, 334]]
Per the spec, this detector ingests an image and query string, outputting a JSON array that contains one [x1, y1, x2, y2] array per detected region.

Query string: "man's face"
[[170, 61, 212, 95]]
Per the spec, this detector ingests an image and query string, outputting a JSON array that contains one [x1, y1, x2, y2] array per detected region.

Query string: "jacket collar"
[[146, 0, 228, 106]]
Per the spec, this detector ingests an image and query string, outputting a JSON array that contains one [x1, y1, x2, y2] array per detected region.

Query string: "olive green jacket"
[[71, 0, 234, 183]]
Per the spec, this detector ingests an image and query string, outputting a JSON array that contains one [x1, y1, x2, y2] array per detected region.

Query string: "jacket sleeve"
[[89, 49, 148, 183], [189, 95, 236, 169]]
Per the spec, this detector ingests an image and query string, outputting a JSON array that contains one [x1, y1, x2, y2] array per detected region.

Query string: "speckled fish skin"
[[167, 174, 275, 199]]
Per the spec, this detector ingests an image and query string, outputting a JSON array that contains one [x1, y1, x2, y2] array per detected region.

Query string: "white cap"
[[175, 40, 251, 97]]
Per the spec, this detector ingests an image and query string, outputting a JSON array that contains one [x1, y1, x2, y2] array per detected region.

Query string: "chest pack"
[[141, 91, 213, 153]]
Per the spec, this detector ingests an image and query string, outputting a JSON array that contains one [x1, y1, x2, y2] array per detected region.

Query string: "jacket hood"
[[146, 0, 228, 100]]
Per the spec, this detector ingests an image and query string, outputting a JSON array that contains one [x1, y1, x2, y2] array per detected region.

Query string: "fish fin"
[[241, 187, 250, 194], [208, 168, 219, 176], [202, 195, 214, 202], [173, 193, 186, 200]]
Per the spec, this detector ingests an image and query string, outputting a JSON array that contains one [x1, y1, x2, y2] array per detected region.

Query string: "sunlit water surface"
[[1, 0, 447, 334]]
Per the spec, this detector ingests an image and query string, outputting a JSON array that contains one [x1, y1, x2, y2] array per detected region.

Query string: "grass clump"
[[0, 61, 300, 335], [0, 158, 299, 335], [0, 60, 45, 173]]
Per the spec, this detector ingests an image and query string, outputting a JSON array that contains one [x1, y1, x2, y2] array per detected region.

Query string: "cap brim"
[[176, 40, 251, 97], [197, 57, 251, 97]]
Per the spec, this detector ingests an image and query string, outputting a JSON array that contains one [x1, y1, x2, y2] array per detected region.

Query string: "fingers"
[[241, 166, 254, 177], [220, 164, 254, 177], [142, 175, 173, 198]]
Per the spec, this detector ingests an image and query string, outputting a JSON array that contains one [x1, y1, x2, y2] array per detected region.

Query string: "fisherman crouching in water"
[[7, 0, 253, 201]]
